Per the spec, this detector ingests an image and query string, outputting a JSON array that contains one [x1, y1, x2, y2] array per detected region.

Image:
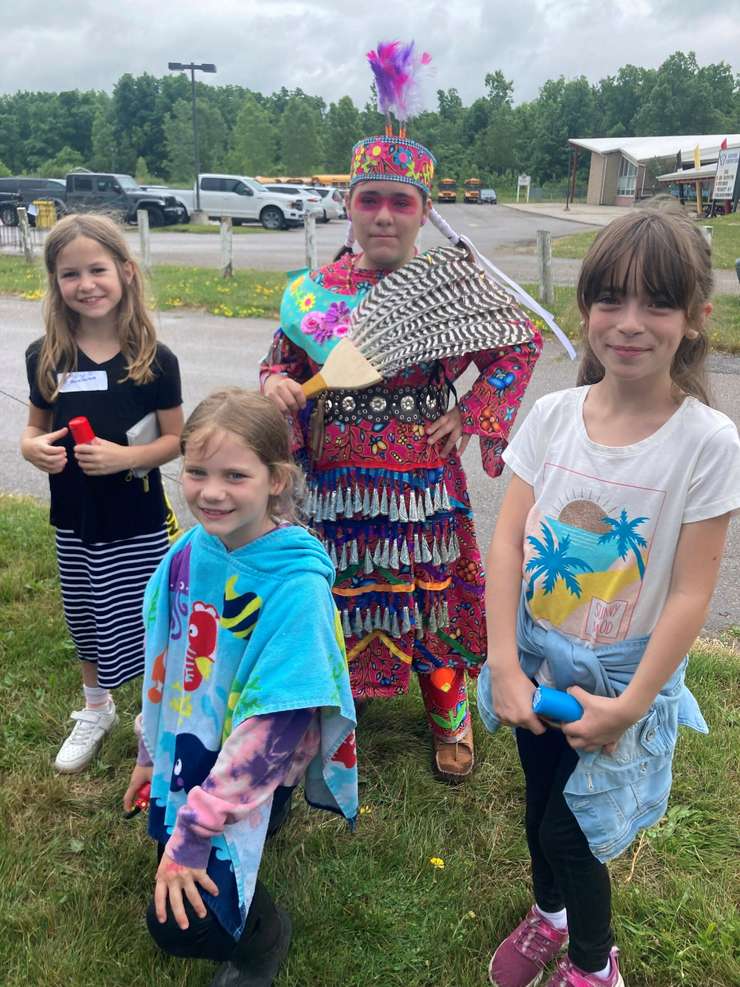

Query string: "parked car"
[[155, 175, 305, 230], [306, 187, 345, 222], [480, 188, 497, 204], [263, 184, 323, 219], [0, 176, 67, 225], [64, 172, 188, 225]]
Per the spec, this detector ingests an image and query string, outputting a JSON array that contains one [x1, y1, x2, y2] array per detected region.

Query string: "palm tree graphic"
[[525, 523, 593, 601], [597, 509, 648, 578]]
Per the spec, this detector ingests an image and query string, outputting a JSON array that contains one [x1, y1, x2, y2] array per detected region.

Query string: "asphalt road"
[[2, 296, 737, 635]]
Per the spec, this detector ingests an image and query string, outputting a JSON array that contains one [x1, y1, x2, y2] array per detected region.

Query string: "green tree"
[[90, 100, 117, 171], [0, 159, 11, 177], [324, 96, 362, 171], [633, 51, 734, 135], [279, 96, 322, 174], [37, 145, 85, 178], [226, 93, 277, 175], [164, 98, 227, 183], [135, 156, 152, 183]]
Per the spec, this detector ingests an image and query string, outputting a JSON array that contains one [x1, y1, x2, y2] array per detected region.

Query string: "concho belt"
[[324, 382, 448, 425]]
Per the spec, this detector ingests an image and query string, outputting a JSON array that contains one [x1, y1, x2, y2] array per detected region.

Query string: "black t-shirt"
[[26, 340, 182, 543]]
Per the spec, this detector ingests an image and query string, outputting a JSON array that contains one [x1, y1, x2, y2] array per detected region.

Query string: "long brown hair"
[[181, 388, 305, 525], [37, 213, 158, 402], [576, 199, 713, 404]]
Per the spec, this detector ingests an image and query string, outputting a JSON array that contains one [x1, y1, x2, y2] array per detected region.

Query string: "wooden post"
[[537, 230, 554, 306], [304, 211, 317, 270], [695, 181, 702, 217], [701, 225, 713, 250], [17, 206, 34, 263], [137, 209, 151, 272], [220, 216, 233, 278]]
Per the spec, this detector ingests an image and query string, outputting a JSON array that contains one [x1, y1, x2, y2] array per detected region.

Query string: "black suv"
[[0, 177, 67, 226]]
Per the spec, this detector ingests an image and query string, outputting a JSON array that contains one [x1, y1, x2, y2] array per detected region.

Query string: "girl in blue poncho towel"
[[123, 388, 358, 987]]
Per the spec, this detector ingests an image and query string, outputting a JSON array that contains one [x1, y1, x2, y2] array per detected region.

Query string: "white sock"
[[83, 685, 112, 709], [591, 958, 612, 981], [535, 905, 567, 930]]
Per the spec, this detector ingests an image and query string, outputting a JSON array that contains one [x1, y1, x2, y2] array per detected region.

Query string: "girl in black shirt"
[[21, 214, 184, 774]]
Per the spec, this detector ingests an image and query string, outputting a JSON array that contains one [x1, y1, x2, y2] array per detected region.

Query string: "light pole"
[[167, 61, 217, 213]]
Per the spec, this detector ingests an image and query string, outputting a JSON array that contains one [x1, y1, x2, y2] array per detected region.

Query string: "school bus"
[[310, 174, 351, 189], [464, 177, 481, 203], [437, 178, 457, 203]]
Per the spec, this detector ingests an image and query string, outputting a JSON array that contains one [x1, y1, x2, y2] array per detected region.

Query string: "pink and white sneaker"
[[489, 907, 569, 987], [543, 947, 624, 987]]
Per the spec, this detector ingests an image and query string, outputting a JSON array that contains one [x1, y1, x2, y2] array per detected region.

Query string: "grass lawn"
[[1, 255, 738, 352], [552, 215, 740, 270], [153, 223, 276, 235], [0, 494, 738, 987]]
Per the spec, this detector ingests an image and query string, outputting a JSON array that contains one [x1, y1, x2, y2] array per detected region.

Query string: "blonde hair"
[[181, 388, 305, 525], [37, 213, 158, 402], [576, 199, 713, 404]]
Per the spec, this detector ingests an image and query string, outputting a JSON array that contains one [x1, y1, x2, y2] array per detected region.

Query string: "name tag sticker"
[[58, 370, 108, 393]]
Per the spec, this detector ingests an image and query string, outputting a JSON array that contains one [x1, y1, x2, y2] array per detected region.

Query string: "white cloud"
[[0, 0, 736, 108]]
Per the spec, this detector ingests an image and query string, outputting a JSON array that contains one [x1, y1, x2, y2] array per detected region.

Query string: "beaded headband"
[[349, 136, 436, 196]]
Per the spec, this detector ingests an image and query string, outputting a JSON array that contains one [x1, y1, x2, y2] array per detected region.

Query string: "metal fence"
[[0, 223, 44, 254]]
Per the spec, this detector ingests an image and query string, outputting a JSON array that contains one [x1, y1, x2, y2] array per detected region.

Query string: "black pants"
[[516, 726, 614, 972], [147, 848, 281, 965]]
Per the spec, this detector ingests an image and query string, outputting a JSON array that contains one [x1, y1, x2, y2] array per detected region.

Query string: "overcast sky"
[[1, 0, 737, 107]]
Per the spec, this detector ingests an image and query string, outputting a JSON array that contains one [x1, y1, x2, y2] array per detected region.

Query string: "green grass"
[[153, 223, 276, 235], [0, 494, 738, 987], [552, 215, 740, 270], [0, 256, 285, 320], [1, 254, 738, 350]]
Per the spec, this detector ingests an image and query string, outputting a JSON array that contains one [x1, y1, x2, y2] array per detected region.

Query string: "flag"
[[720, 137, 728, 150], [693, 144, 701, 169]]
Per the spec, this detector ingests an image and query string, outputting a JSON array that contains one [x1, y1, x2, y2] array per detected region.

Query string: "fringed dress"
[[261, 252, 542, 700]]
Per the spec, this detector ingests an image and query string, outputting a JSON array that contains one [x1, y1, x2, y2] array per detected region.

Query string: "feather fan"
[[302, 246, 536, 399], [367, 41, 432, 124]]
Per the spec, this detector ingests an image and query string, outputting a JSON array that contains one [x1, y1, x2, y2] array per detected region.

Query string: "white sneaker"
[[54, 703, 119, 773]]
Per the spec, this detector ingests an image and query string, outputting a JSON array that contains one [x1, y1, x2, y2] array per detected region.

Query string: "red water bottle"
[[68, 416, 96, 444]]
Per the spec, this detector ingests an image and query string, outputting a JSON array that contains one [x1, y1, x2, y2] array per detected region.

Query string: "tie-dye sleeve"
[[166, 708, 319, 870]]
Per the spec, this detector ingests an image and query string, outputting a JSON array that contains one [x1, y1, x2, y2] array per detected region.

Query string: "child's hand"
[[425, 407, 471, 459], [154, 851, 219, 930], [74, 437, 132, 475], [123, 764, 153, 814], [561, 686, 635, 753], [490, 664, 546, 734], [263, 374, 307, 414], [24, 427, 68, 473]]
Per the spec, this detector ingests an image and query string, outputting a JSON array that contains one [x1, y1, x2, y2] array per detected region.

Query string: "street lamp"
[[167, 61, 217, 213]]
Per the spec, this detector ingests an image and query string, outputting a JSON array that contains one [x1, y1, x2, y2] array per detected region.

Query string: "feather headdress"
[[302, 245, 536, 398], [367, 41, 432, 135]]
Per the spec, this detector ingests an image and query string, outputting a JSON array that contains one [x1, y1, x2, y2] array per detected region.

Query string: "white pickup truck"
[[147, 174, 305, 229]]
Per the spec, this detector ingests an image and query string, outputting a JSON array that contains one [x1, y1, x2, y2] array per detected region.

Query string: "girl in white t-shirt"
[[482, 203, 740, 987]]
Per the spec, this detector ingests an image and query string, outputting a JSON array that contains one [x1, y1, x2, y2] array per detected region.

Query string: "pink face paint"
[[352, 190, 421, 215]]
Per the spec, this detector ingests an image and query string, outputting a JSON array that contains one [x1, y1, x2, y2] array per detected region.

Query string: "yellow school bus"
[[310, 174, 351, 189], [464, 177, 481, 203], [437, 178, 457, 203]]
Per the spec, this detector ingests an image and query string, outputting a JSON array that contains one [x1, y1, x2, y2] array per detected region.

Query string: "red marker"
[[123, 781, 151, 819], [69, 416, 96, 445]]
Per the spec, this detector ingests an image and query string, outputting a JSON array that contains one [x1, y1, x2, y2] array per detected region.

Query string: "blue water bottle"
[[532, 686, 584, 723]]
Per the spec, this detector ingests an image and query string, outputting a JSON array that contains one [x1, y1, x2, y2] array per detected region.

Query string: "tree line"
[[0, 51, 737, 189]]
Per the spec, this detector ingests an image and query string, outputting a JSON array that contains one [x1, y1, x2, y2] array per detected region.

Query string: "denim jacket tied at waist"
[[477, 591, 708, 862]]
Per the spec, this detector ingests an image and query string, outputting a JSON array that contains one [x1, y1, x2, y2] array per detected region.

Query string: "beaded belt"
[[324, 382, 448, 425]]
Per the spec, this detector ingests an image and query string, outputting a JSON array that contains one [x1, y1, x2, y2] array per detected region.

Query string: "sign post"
[[516, 175, 531, 204]]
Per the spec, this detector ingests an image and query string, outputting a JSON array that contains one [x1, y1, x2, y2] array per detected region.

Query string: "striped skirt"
[[55, 527, 171, 689]]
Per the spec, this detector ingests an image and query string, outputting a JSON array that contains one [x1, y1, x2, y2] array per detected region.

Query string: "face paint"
[[351, 190, 421, 215]]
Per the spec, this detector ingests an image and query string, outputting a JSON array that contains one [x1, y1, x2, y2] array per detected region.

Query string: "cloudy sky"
[[2, 0, 737, 106]]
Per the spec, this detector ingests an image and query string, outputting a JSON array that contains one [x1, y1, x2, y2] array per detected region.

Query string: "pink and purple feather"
[[367, 41, 432, 122]]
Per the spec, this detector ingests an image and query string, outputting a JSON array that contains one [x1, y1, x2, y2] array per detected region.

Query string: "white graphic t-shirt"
[[503, 387, 740, 647]]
